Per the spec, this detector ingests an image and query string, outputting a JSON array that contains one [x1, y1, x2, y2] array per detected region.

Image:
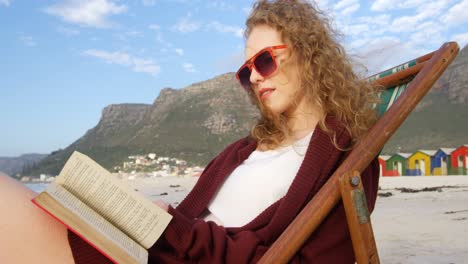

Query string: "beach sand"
[[122, 176, 199, 207], [374, 176, 468, 264], [127, 175, 468, 263]]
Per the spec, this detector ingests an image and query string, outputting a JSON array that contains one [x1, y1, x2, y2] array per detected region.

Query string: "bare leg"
[[0, 174, 75, 263]]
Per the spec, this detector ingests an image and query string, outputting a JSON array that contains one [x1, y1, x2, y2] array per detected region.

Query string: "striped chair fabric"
[[367, 59, 419, 117]]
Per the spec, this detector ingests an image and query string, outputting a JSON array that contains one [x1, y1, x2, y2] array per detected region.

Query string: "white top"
[[204, 131, 314, 227]]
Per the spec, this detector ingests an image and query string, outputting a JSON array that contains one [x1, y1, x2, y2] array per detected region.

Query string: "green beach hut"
[[386, 153, 411, 176]]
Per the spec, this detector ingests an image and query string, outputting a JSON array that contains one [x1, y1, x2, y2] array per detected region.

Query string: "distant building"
[[432, 148, 455, 176], [408, 150, 437, 176], [20, 176, 31, 182], [451, 145, 468, 175], [378, 155, 393, 177], [386, 153, 411, 176], [40, 174, 47, 181]]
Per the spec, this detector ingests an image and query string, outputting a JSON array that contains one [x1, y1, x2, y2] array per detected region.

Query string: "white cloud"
[[390, 15, 425, 33], [114, 30, 143, 41], [57, 26, 80, 36], [336, 14, 390, 43], [242, 7, 252, 15], [149, 23, 171, 46], [334, 0, 359, 16], [0, 0, 10, 7], [371, 0, 426, 11], [342, 24, 369, 36], [354, 14, 391, 36], [83, 49, 160, 76], [441, 0, 468, 26], [142, 0, 156, 6], [307, 0, 332, 13], [156, 33, 167, 44], [149, 24, 160, 31], [175, 48, 184, 56], [206, 1, 235, 11], [171, 13, 201, 33], [206, 21, 244, 38], [313, 0, 329, 7], [19, 35, 36, 47], [453, 32, 468, 47], [334, 0, 353, 9], [341, 4, 359, 16], [182, 63, 196, 73], [358, 14, 391, 26], [390, 1, 451, 33], [348, 37, 418, 75], [44, 0, 127, 28], [125, 30, 143, 37], [420, 0, 452, 17]]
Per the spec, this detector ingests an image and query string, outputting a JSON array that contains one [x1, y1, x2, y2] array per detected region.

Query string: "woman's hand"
[[153, 200, 169, 212]]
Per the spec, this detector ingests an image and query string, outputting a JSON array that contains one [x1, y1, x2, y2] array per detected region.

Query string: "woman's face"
[[245, 25, 305, 116]]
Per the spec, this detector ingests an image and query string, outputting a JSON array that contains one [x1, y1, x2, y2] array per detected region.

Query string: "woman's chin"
[[263, 105, 284, 117]]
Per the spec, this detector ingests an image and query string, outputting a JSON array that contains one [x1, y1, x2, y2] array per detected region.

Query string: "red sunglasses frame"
[[236, 44, 288, 90]]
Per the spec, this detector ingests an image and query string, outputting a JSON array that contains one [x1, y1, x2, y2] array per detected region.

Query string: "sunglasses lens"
[[238, 66, 252, 90], [236, 48, 281, 91], [254, 51, 276, 77]]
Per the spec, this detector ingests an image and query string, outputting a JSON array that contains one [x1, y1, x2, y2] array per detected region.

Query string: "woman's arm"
[[148, 206, 268, 263]]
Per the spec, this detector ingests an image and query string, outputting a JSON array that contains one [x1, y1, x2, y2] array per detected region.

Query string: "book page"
[[55, 151, 172, 249], [44, 182, 148, 264]]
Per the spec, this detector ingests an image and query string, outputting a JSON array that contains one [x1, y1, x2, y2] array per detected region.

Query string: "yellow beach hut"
[[408, 150, 437, 176]]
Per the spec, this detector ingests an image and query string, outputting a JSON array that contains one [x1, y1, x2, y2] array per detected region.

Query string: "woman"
[[0, 0, 380, 263]]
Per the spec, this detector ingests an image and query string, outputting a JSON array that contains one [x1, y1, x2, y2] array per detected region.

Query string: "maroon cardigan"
[[68, 116, 380, 263]]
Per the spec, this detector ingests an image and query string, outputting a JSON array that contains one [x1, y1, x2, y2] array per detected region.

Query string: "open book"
[[31, 151, 173, 264]]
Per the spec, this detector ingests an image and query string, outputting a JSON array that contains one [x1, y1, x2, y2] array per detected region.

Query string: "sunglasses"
[[236, 45, 287, 91]]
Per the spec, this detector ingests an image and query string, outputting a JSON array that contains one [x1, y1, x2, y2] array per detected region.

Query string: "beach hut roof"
[[396, 152, 412, 158], [418, 150, 437, 156], [454, 145, 468, 151], [379, 155, 392, 160], [439, 148, 456, 154]]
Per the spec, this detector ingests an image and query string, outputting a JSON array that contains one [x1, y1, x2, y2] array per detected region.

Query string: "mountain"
[[381, 93, 468, 154], [24, 45, 468, 176], [0, 154, 47, 177], [432, 44, 468, 103]]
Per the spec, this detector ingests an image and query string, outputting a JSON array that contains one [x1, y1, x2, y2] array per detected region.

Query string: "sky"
[[1, 0, 467, 157]]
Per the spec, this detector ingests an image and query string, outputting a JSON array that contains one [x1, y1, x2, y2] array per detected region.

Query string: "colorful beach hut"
[[378, 155, 396, 176], [431, 148, 455, 176], [408, 150, 436, 176], [386, 153, 411, 176], [451, 145, 468, 175]]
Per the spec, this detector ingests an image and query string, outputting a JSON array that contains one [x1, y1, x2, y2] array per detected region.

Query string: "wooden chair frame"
[[258, 42, 460, 264]]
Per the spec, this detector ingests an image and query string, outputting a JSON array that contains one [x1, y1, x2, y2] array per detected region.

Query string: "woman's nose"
[[249, 67, 264, 87]]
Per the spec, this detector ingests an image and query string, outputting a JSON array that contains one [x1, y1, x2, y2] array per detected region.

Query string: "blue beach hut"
[[431, 148, 455, 176]]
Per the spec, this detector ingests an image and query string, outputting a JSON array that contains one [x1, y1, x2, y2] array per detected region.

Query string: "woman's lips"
[[259, 88, 275, 99]]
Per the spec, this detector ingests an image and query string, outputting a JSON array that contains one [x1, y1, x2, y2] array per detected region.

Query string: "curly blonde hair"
[[245, 0, 380, 149]]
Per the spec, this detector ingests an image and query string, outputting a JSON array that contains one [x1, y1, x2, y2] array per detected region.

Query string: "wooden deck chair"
[[258, 41, 460, 264]]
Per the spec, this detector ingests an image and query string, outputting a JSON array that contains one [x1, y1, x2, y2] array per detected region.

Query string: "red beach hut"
[[378, 155, 397, 176], [451, 145, 468, 175]]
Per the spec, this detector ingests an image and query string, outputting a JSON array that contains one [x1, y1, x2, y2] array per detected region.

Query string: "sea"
[[24, 183, 48, 193]]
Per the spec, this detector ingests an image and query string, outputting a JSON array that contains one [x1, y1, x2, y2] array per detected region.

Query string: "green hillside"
[[382, 93, 468, 154]]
